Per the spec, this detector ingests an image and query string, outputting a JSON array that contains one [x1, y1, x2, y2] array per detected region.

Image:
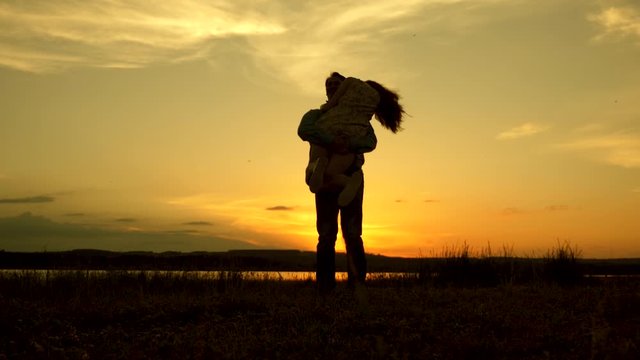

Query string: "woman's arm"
[[349, 124, 377, 154]]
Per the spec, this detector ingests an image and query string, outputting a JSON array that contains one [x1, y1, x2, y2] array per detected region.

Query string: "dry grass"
[[1, 268, 639, 359], [413, 241, 590, 287]]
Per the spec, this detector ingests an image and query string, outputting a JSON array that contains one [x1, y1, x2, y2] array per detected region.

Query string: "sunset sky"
[[1, 0, 639, 258]]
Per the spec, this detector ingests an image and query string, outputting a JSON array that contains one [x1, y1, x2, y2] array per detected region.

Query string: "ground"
[[1, 271, 639, 359]]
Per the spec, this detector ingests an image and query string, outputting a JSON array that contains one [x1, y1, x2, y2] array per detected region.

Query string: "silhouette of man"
[[297, 73, 377, 293]]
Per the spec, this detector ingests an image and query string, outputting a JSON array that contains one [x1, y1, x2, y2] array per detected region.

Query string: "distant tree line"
[[0, 249, 419, 272], [0, 249, 638, 276]]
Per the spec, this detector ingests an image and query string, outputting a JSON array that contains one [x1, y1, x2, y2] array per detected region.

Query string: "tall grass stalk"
[[415, 241, 585, 287], [543, 240, 583, 286]]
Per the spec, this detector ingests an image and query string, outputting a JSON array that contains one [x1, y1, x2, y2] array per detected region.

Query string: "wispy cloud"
[[574, 123, 607, 133], [266, 206, 295, 211], [0, 0, 285, 72], [0, 212, 257, 252], [497, 122, 549, 140], [0, 0, 509, 92], [556, 131, 640, 169], [501, 207, 525, 216], [545, 205, 569, 212], [589, 5, 640, 44], [165, 229, 201, 235], [183, 221, 213, 226], [115, 217, 137, 223], [0, 195, 55, 204], [167, 193, 315, 248], [65, 213, 86, 217], [247, 0, 507, 92]]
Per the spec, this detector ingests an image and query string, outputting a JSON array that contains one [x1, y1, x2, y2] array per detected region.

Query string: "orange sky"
[[1, 0, 639, 258]]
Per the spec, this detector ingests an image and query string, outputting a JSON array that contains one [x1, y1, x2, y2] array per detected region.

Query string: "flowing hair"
[[365, 80, 404, 133]]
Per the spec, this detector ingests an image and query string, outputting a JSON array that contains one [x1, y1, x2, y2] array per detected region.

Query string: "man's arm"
[[298, 108, 376, 154], [297, 109, 334, 146]]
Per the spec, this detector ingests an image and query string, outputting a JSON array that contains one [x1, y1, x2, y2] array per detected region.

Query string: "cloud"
[[545, 205, 569, 212], [574, 123, 607, 133], [0, 196, 55, 204], [555, 131, 640, 169], [247, 0, 508, 93], [0, 212, 258, 252], [0, 0, 509, 92], [165, 229, 201, 235], [589, 6, 640, 44], [497, 123, 549, 140], [183, 221, 213, 226], [65, 213, 86, 217], [0, 0, 285, 72], [266, 206, 295, 211], [501, 207, 525, 216], [115, 218, 137, 223], [167, 193, 316, 248]]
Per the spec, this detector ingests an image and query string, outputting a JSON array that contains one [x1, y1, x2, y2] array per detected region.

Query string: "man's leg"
[[340, 179, 366, 287], [315, 190, 340, 293]]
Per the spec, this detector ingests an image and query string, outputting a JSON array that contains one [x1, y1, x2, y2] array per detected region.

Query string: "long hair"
[[365, 80, 404, 133]]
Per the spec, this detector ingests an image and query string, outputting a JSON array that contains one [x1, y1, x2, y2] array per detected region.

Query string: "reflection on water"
[[1, 269, 638, 281], [0, 269, 349, 281]]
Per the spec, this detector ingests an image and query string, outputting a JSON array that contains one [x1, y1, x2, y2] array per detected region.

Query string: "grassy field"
[[1, 268, 639, 359]]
